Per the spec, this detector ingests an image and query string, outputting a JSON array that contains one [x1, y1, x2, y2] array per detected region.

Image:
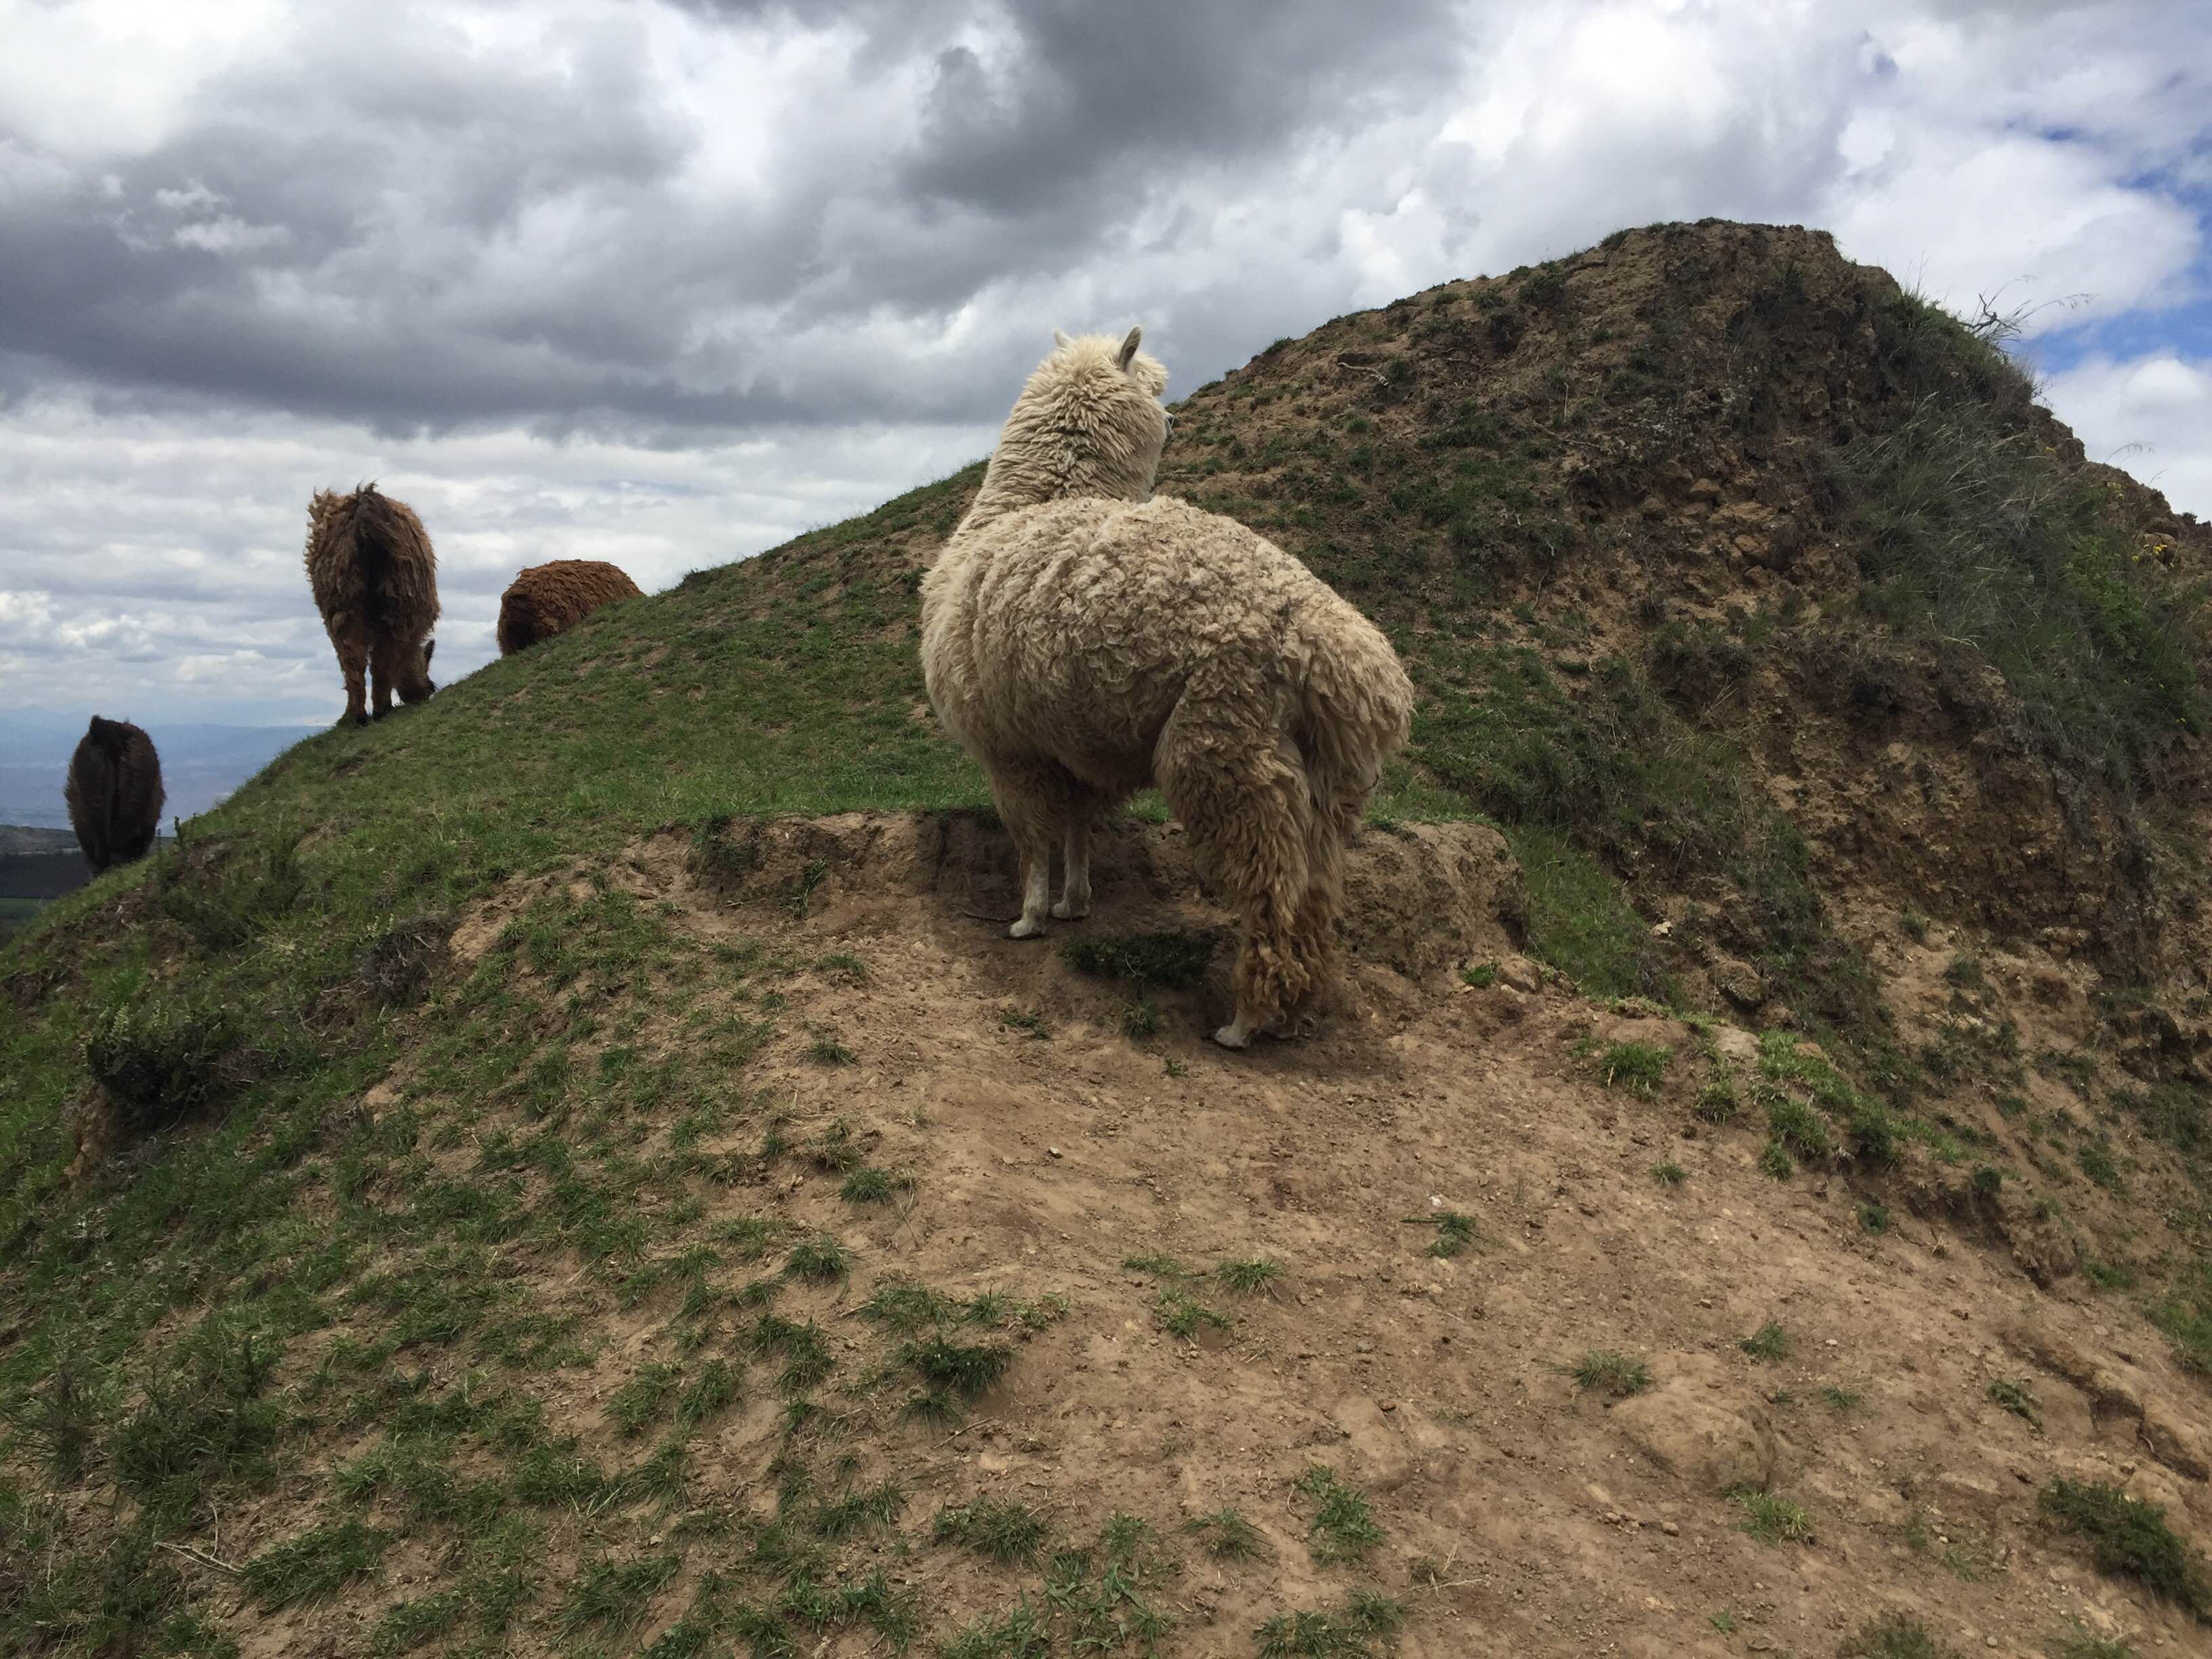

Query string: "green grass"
[[1839, 1612, 1957, 1657], [1216, 1257, 1284, 1296], [840, 1166, 913, 1204], [1155, 1287, 1232, 1340], [1733, 1490, 1814, 1544], [900, 1334, 1013, 1399], [1598, 1041, 1671, 1095], [2048, 1623, 2136, 1658], [1838, 385, 2207, 819], [1294, 1465, 1385, 1563], [1988, 1377, 2042, 1429], [785, 1236, 851, 1282], [554, 1553, 680, 1637], [2039, 1477, 2212, 1615], [933, 1498, 1049, 1565], [1061, 929, 1216, 988], [939, 1599, 1054, 1658], [1650, 1162, 1686, 1187], [1424, 1212, 1477, 1257], [1740, 1322, 1793, 1362], [2152, 1261, 2212, 1374], [1694, 1076, 1741, 1123], [1569, 1350, 1652, 1397], [1183, 1505, 1269, 1561], [1254, 1591, 1404, 1657], [242, 1519, 392, 1611], [2079, 1142, 2126, 1191]]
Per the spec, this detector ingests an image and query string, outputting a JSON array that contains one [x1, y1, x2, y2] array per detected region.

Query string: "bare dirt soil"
[[173, 813, 2211, 1657]]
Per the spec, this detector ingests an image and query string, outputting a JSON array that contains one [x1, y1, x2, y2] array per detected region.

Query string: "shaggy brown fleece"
[[64, 716, 164, 874], [921, 329, 1415, 1048], [496, 559, 644, 655], [303, 483, 441, 724]]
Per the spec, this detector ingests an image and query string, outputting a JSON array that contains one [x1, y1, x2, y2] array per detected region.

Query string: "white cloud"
[[0, 0, 2205, 726], [2041, 353, 2212, 520], [0, 389, 994, 723]]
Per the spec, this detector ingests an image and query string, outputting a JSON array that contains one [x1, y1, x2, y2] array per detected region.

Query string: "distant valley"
[[0, 709, 308, 830]]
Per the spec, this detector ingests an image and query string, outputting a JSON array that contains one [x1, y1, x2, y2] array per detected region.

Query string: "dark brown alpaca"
[[64, 717, 164, 874], [304, 482, 441, 724], [496, 560, 644, 655]]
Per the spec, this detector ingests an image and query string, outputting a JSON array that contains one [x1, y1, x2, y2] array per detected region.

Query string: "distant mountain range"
[[0, 709, 310, 830]]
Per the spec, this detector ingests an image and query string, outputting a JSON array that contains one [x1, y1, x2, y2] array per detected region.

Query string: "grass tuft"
[[1569, 1350, 1652, 1397], [1988, 1377, 2042, 1429], [1294, 1465, 1385, 1563], [934, 1498, 1049, 1565], [1598, 1040, 1672, 1095], [242, 1519, 392, 1611], [1425, 1212, 1478, 1258], [1733, 1489, 1814, 1544], [1254, 1591, 1404, 1657], [1184, 1505, 1270, 1561], [1216, 1257, 1284, 1296], [784, 1237, 851, 1282], [1062, 929, 1216, 987], [1838, 1612, 1959, 1657], [900, 1335, 1013, 1399], [2039, 1477, 2212, 1614], [1739, 1321, 1793, 1362]]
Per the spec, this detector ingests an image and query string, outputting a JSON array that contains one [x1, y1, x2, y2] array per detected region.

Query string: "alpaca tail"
[[350, 486, 407, 628], [1288, 599, 1416, 832]]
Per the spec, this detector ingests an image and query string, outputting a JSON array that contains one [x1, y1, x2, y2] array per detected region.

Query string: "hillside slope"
[[3, 221, 2211, 1658]]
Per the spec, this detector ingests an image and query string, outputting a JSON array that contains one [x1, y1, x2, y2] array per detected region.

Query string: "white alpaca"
[[921, 327, 1414, 1047]]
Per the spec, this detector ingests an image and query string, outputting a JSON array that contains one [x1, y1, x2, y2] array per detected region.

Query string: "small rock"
[[1613, 1372, 1779, 1495], [1662, 1521, 1679, 1536], [1047, 1146, 1061, 1158]]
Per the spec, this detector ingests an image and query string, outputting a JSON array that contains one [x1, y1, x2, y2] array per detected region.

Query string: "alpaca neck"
[[955, 436, 1149, 536]]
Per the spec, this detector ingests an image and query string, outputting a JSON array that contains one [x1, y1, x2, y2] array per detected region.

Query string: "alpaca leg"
[[1279, 795, 1357, 1031], [369, 634, 396, 720], [1158, 712, 1313, 1048], [1052, 812, 1092, 920], [988, 761, 1076, 939], [335, 626, 370, 726]]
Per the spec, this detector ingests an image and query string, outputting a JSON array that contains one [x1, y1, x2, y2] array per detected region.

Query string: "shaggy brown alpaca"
[[304, 482, 441, 724], [496, 560, 644, 655], [922, 329, 1414, 1048], [64, 716, 165, 874]]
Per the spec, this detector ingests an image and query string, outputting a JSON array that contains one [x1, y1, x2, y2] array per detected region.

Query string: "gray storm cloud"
[[0, 0, 2206, 731]]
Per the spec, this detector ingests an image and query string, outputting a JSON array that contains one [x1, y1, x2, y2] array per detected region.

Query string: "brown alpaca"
[[304, 482, 441, 724], [65, 716, 165, 874], [496, 560, 644, 655]]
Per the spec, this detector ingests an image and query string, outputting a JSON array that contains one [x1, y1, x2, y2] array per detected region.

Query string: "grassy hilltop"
[[4, 221, 2212, 1658]]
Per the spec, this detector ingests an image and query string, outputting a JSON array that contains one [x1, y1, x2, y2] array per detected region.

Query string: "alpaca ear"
[[1116, 326, 1143, 371], [1052, 329, 1071, 348]]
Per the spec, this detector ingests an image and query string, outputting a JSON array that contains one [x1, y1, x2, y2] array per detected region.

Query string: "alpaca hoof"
[[350, 713, 370, 727], [1008, 917, 1046, 940], [1212, 1022, 1253, 1050], [1051, 898, 1088, 920]]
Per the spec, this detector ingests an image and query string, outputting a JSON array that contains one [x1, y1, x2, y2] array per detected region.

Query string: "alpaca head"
[[975, 327, 1171, 516], [396, 637, 436, 706]]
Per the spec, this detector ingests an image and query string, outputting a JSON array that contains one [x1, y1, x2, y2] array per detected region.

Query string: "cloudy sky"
[[2, 0, 2209, 731]]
